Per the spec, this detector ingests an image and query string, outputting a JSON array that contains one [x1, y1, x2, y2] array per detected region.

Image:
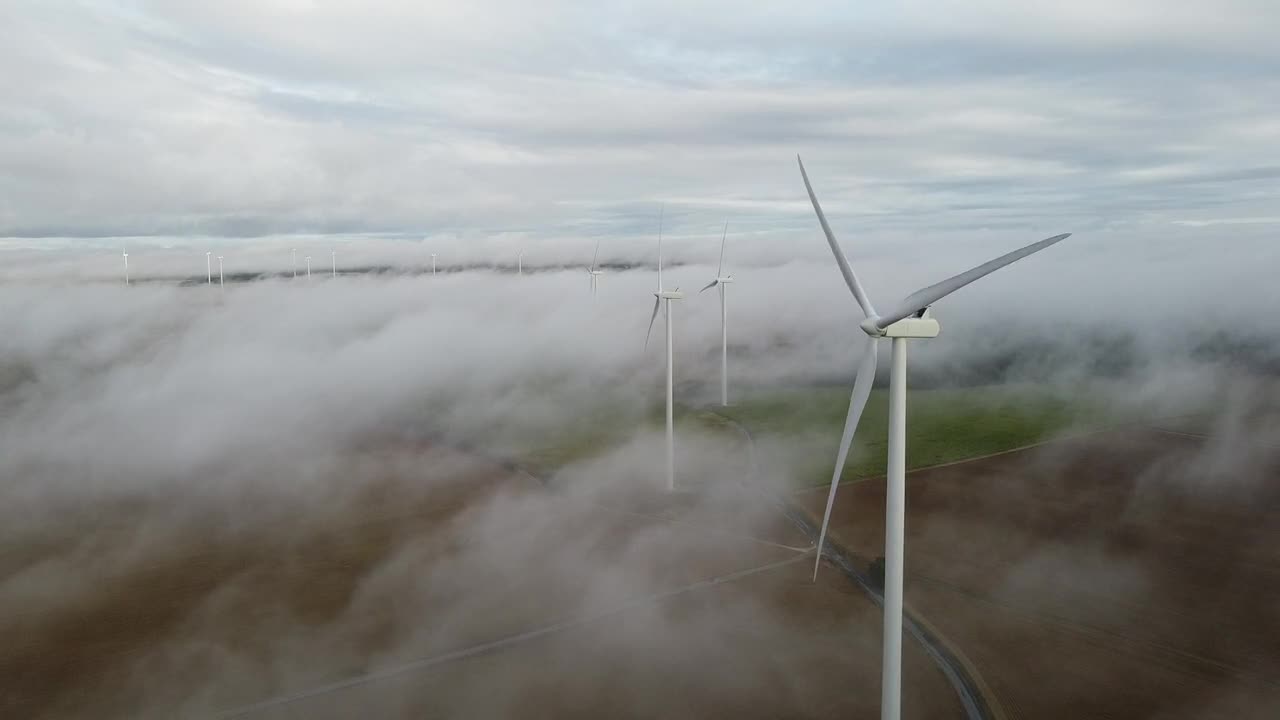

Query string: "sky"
[[2, 0, 1279, 255]]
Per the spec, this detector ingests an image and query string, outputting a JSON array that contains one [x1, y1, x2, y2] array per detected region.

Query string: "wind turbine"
[[699, 221, 734, 406], [292, 248, 298, 279], [305, 256, 312, 279], [122, 249, 130, 286], [798, 156, 1070, 720], [206, 251, 212, 284], [331, 250, 337, 278], [431, 253, 437, 275], [587, 240, 603, 296], [217, 255, 224, 288], [644, 205, 683, 492], [518, 250, 524, 276]]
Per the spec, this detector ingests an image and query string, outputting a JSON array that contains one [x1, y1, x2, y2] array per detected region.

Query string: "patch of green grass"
[[498, 380, 1135, 486], [718, 385, 1116, 488], [509, 402, 749, 476], [508, 415, 636, 476]]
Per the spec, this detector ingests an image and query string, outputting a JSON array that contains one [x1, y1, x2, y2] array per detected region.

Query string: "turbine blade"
[[591, 239, 600, 271], [699, 279, 718, 293], [876, 232, 1072, 328], [797, 156, 877, 319], [717, 220, 728, 276], [644, 297, 661, 349], [813, 340, 879, 581]]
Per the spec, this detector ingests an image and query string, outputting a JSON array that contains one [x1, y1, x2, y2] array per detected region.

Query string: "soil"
[[1, 443, 960, 719], [798, 427, 1280, 719]]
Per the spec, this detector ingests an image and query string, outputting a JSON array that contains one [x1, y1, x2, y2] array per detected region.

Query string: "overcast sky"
[[2, 1, 1278, 259]]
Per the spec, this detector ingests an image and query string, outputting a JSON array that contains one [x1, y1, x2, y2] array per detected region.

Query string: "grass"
[[506, 400, 750, 477], [716, 384, 1117, 488], [499, 382, 1128, 488]]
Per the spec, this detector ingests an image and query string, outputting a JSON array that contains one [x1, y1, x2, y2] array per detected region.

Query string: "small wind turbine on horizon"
[[587, 240, 603, 296], [699, 221, 734, 406], [292, 248, 298, 279], [798, 155, 1071, 720], [122, 248, 130, 286], [518, 250, 524, 275], [206, 251, 212, 284], [431, 253, 438, 275], [644, 205, 683, 492], [217, 255, 224, 288], [331, 250, 337, 278], [305, 256, 312, 279]]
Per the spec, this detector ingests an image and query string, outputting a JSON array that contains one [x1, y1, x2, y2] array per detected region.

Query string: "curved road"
[[709, 410, 999, 720]]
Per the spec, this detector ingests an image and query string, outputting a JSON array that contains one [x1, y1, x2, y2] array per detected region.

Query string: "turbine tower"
[[217, 255, 224, 288], [122, 249, 130, 286], [644, 205, 682, 492], [305, 256, 312, 279], [588, 240, 603, 296], [292, 248, 298, 278], [206, 251, 212, 284], [798, 156, 1070, 720], [431, 253, 437, 275], [518, 250, 524, 275], [331, 250, 337, 278], [699, 221, 734, 406]]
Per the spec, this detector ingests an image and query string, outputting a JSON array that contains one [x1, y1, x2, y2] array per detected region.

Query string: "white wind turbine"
[[799, 156, 1070, 720], [122, 248, 130, 286], [331, 250, 337, 278], [305, 256, 312, 279], [217, 255, 224, 288], [206, 251, 212, 284], [431, 253, 437, 275], [699, 220, 734, 406], [587, 240, 603, 296], [292, 248, 298, 279], [518, 249, 524, 275], [644, 206, 683, 492]]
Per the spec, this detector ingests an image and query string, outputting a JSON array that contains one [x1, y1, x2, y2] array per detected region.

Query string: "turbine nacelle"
[[862, 307, 940, 338], [656, 290, 684, 300]]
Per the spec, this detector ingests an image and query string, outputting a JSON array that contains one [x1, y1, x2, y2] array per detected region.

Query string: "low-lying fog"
[[3, 233, 1278, 718]]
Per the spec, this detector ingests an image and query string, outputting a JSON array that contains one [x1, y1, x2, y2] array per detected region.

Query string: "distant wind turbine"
[[331, 250, 337, 278], [305, 256, 312, 279], [518, 250, 524, 275], [798, 155, 1070, 720], [292, 248, 298, 279], [699, 221, 734, 406], [217, 255, 224, 288], [587, 240, 604, 296], [206, 251, 212, 284], [644, 205, 683, 492], [431, 253, 437, 275], [122, 249, 130, 286]]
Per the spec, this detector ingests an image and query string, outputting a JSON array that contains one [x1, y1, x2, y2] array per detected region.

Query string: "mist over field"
[[3, 240, 1279, 716]]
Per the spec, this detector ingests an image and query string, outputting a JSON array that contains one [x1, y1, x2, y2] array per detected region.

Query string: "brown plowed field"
[[799, 427, 1280, 719], [2, 444, 961, 719]]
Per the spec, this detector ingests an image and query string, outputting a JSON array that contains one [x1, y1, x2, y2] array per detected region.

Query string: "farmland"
[[1, 441, 965, 719], [797, 426, 1280, 719]]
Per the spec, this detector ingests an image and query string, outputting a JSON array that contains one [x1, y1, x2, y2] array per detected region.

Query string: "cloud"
[[0, 1, 1277, 245]]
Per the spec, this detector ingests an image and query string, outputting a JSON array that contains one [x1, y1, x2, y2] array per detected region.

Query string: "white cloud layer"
[[1, 0, 1277, 255]]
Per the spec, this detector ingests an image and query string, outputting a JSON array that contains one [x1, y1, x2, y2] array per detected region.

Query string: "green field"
[[714, 385, 1116, 488], [502, 381, 1177, 488]]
